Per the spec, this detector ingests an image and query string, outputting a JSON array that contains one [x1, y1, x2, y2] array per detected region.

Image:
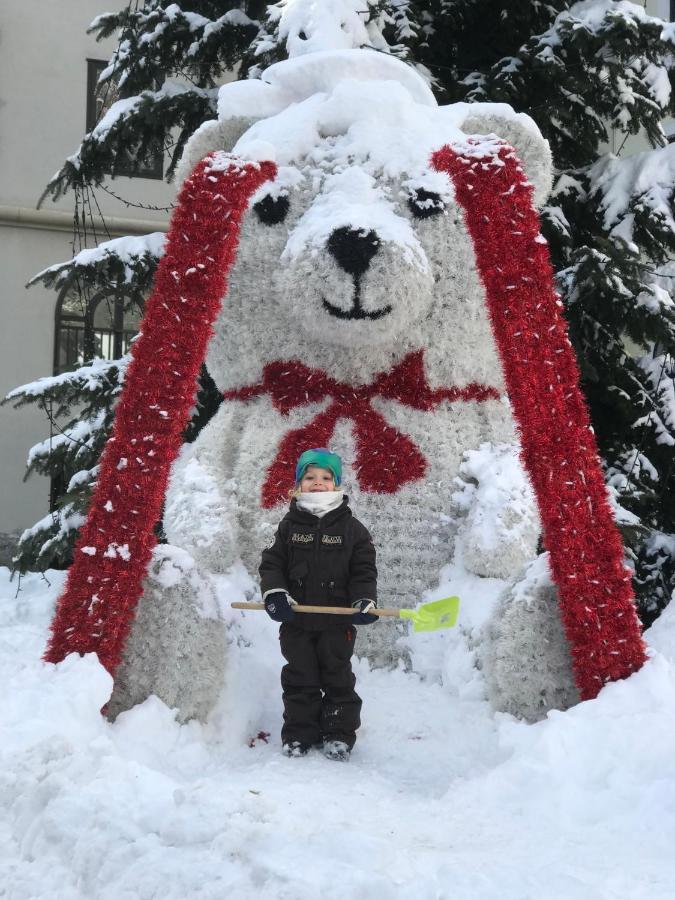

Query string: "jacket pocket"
[[326, 579, 349, 606], [288, 560, 309, 602]]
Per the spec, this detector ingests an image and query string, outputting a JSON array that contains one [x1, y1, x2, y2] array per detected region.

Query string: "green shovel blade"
[[399, 595, 460, 633]]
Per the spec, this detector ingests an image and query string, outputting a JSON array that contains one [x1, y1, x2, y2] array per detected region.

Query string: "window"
[[54, 286, 143, 375], [50, 286, 143, 517], [86, 59, 163, 180]]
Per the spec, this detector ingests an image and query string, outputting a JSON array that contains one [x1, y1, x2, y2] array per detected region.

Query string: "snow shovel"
[[231, 595, 460, 633]]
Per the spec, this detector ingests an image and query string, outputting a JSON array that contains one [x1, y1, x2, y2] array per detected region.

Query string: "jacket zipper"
[[315, 518, 322, 600], [315, 519, 335, 602]]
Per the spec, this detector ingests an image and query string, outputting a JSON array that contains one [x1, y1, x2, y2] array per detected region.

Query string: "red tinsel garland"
[[222, 351, 501, 506], [44, 154, 277, 674], [432, 143, 647, 698]]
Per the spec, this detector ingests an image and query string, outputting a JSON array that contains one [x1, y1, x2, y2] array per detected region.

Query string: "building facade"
[[0, 1, 171, 559]]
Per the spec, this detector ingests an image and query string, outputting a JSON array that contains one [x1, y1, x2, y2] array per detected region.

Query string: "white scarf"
[[296, 491, 344, 518]]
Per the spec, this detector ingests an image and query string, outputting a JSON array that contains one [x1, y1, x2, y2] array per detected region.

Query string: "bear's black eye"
[[408, 189, 444, 219], [253, 194, 290, 226]]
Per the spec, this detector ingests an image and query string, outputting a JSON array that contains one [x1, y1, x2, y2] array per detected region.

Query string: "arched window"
[[49, 286, 143, 517], [54, 286, 143, 374]]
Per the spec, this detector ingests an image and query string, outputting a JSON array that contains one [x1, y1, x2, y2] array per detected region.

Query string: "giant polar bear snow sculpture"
[[45, 48, 646, 724]]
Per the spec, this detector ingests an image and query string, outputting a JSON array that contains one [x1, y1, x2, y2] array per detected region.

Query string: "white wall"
[[0, 1, 173, 217], [649, 1, 671, 22], [0, 0, 171, 540]]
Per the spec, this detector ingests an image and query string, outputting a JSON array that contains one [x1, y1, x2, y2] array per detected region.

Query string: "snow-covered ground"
[[2, 565, 675, 900]]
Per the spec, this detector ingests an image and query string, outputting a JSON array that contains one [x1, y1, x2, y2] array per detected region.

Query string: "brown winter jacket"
[[259, 496, 377, 629]]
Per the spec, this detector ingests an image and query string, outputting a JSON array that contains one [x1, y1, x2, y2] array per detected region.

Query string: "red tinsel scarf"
[[432, 142, 646, 698], [44, 154, 276, 673]]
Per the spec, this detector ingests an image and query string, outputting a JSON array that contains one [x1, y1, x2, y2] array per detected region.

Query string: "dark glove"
[[264, 591, 296, 623], [351, 599, 378, 625]]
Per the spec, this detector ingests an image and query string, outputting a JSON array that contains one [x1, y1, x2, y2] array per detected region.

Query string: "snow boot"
[[282, 741, 312, 758], [322, 740, 351, 762]]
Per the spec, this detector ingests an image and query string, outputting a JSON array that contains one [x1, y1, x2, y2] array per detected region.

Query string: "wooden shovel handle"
[[231, 602, 400, 618]]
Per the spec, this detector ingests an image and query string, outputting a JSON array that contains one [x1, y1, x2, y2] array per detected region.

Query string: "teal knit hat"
[[295, 448, 342, 486]]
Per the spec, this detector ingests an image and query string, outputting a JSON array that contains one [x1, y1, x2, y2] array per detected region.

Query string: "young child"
[[259, 447, 378, 761]]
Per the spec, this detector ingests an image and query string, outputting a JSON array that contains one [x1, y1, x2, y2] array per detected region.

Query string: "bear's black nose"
[[327, 227, 380, 277]]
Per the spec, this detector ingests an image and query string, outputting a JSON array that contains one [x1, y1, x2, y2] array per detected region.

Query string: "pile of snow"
[[452, 442, 540, 578], [220, 49, 536, 177], [254, 0, 399, 61], [2, 566, 675, 898]]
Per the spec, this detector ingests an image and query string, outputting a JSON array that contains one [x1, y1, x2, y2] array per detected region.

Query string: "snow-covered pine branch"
[[469, 0, 675, 166], [13, 503, 87, 573], [5, 359, 127, 574], [28, 232, 166, 296], [589, 144, 675, 262], [4, 356, 127, 421], [88, 2, 261, 95], [25, 412, 108, 480], [42, 83, 218, 202]]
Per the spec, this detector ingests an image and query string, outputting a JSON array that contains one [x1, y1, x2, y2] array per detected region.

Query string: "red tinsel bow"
[[222, 350, 500, 507]]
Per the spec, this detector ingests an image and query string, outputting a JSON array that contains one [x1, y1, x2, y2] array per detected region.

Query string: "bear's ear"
[[174, 117, 256, 186], [459, 108, 553, 209]]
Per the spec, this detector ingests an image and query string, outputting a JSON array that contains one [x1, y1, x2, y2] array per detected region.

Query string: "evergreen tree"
[[416, 1, 675, 625], [5, 356, 126, 571], [6, 1, 675, 626]]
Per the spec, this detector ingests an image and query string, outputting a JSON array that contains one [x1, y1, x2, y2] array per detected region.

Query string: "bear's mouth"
[[321, 280, 392, 321]]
